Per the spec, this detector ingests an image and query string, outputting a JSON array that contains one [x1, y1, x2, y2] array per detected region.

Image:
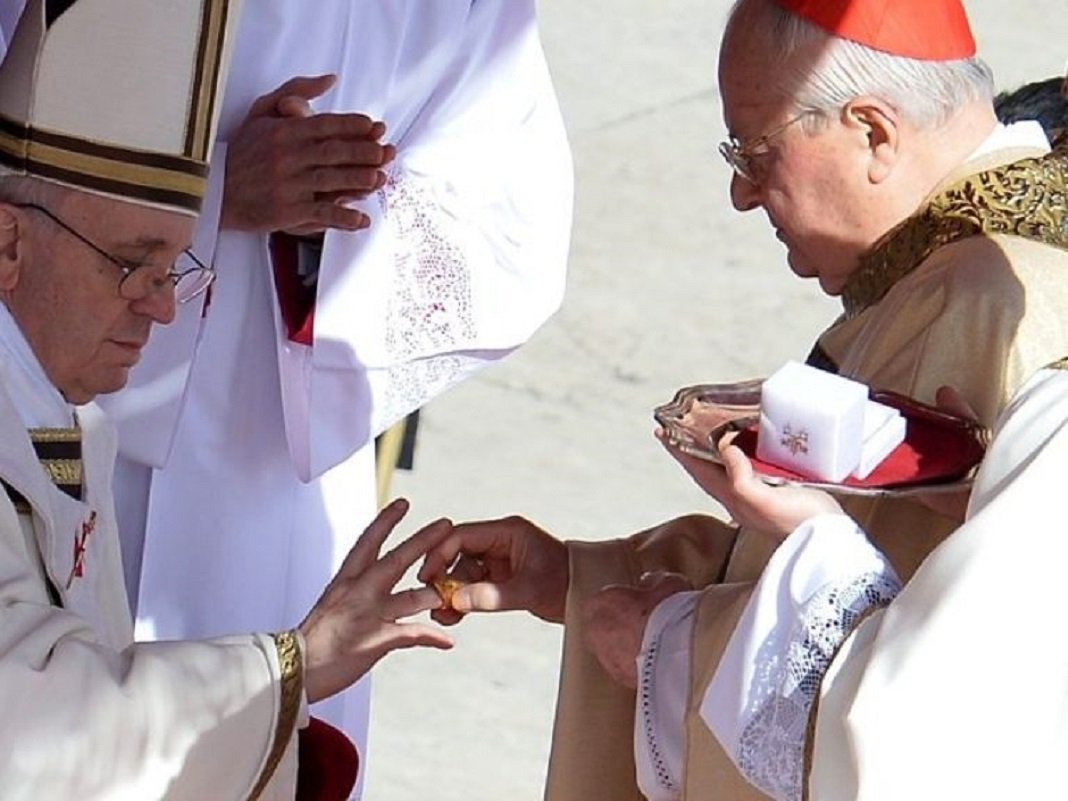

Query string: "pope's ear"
[[841, 97, 900, 184], [0, 205, 22, 291]]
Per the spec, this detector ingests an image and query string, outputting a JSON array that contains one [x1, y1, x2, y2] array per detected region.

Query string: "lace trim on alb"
[[379, 172, 477, 361], [638, 633, 680, 796], [368, 172, 484, 428], [736, 571, 900, 801], [373, 352, 484, 435]]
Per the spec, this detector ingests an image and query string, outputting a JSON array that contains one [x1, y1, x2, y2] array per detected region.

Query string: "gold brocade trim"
[[248, 630, 304, 801], [40, 458, 81, 487], [841, 144, 1068, 319], [28, 427, 82, 500], [185, 0, 230, 161], [6, 135, 208, 197], [0, 117, 207, 212], [28, 428, 80, 444]]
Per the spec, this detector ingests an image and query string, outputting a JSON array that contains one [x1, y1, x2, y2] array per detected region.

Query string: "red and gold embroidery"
[[66, 510, 97, 589]]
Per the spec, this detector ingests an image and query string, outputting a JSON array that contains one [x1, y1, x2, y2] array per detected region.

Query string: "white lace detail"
[[736, 571, 900, 801], [366, 173, 487, 430], [379, 172, 477, 362], [638, 635, 680, 796], [373, 352, 484, 435]]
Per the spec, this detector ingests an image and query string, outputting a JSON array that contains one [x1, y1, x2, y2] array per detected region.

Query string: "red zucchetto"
[[773, 0, 977, 61]]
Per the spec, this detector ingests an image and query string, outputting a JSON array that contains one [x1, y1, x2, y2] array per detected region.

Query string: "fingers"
[[372, 517, 455, 588], [248, 74, 337, 118], [288, 113, 387, 147], [449, 555, 489, 584], [309, 135, 391, 169], [449, 579, 506, 614], [308, 163, 388, 195], [430, 606, 465, 627], [340, 497, 410, 576], [417, 520, 513, 582], [383, 585, 446, 619], [276, 94, 316, 120], [720, 441, 756, 488]]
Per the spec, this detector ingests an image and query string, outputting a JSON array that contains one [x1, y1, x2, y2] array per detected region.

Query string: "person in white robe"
[[671, 360, 1068, 800], [0, 3, 454, 797], [87, 5, 573, 781]]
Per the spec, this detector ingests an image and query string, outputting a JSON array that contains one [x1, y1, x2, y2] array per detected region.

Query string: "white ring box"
[[756, 362, 906, 482], [853, 399, 907, 479]]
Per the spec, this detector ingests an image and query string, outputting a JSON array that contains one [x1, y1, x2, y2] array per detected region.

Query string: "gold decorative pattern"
[[842, 144, 1068, 319], [28, 426, 82, 500], [185, 0, 231, 161], [40, 458, 81, 487], [248, 630, 304, 801], [27, 427, 80, 443]]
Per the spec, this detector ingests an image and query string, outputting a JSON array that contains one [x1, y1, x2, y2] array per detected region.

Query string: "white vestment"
[[0, 306, 299, 800], [701, 363, 1068, 800], [94, 1, 572, 790]]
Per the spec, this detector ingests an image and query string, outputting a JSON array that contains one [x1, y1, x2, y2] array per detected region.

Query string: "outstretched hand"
[[221, 73, 396, 236], [657, 428, 841, 543], [418, 515, 570, 625], [299, 499, 453, 704]]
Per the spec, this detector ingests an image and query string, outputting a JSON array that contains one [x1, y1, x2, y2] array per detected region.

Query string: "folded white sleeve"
[[701, 514, 900, 801], [634, 590, 702, 801]]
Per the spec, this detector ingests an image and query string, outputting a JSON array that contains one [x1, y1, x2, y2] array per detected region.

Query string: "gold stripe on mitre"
[[0, 117, 208, 212], [0, 0, 242, 215], [185, 0, 231, 162]]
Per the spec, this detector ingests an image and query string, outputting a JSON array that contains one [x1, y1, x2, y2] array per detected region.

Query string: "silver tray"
[[654, 380, 990, 498]]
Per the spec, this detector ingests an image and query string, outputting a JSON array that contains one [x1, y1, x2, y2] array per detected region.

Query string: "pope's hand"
[[418, 516, 570, 625], [298, 499, 453, 704], [221, 73, 396, 236], [582, 571, 693, 690], [658, 429, 841, 543]]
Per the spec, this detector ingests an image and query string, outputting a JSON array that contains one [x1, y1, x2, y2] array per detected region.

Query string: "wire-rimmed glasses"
[[718, 112, 811, 184], [13, 202, 215, 304]]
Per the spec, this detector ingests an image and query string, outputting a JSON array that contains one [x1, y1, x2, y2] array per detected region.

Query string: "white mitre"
[[0, 0, 240, 215]]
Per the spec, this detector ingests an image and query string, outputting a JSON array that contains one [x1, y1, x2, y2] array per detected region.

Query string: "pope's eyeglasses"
[[14, 202, 215, 304]]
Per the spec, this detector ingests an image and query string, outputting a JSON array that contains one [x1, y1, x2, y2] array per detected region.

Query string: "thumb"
[[276, 94, 315, 119], [247, 74, 337, 119], [450, 581, 506, 614]]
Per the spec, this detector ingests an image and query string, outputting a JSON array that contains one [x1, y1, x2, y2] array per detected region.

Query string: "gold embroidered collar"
[[2, 427, 82, 515], [30, 427, 82, 500], [841, 143, 1068, 319]]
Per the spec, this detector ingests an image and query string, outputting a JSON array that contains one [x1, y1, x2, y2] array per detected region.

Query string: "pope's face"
[[717, 29, 878, 295], [2, 191, 192, 403]]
